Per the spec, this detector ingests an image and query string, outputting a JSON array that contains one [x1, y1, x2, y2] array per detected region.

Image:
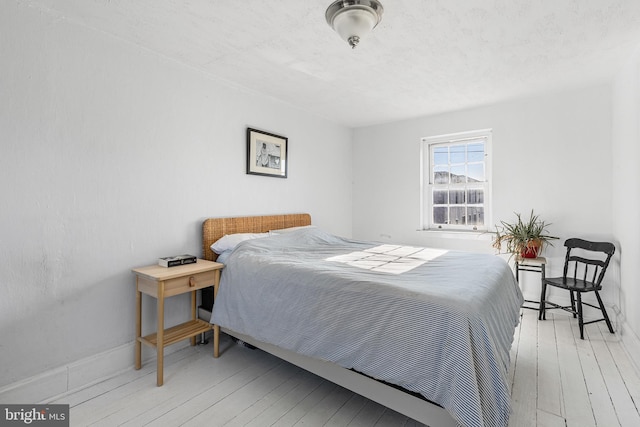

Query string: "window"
[[421, 129, 491, 232]]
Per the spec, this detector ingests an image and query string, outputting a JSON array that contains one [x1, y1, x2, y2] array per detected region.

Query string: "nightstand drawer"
[[163, 269, 217, 297], [136, 269, 218, 298], [137, 269, 217, 298]]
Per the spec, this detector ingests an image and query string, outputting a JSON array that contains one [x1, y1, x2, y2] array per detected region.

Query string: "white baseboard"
[[0, 340, 189, 404], [0, 366, 69, 404]]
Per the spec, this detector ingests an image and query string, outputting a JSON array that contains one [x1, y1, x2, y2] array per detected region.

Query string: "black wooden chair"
[[539, 238, 615, 339]]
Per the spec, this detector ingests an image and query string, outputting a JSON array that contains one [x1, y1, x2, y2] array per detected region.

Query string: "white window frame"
[[420, 129, 492, 232]]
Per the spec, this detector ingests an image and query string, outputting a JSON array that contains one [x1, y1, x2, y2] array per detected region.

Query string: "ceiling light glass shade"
[[326, 0, 384, 49]]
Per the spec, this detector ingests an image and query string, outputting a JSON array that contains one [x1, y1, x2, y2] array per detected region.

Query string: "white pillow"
[[269, 225, 315, 235], [210, 232, 269, 254]]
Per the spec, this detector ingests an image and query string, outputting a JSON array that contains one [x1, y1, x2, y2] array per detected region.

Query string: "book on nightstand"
[[158, 254, 197, 267]]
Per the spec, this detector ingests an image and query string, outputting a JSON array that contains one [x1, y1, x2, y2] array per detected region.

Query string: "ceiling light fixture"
[[325, 0, 384, 49]]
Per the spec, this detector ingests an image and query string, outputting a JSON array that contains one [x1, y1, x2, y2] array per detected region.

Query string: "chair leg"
[[576, 292, 584, 340], [570, 290, 577, 318], [539, 282, 546, 320], [594, 291, 615, 334]]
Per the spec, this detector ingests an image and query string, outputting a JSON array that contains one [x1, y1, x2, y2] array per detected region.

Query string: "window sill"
[[418, 229, 494, 240]]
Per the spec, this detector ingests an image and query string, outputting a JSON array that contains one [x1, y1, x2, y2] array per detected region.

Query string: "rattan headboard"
[[202, 213, 312, 261]]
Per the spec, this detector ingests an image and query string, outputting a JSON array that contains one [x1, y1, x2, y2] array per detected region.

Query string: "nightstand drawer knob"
[[189, 277, 196, 287]]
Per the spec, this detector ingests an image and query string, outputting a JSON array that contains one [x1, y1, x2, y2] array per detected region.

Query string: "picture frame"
[[246, 127, 288, 178]]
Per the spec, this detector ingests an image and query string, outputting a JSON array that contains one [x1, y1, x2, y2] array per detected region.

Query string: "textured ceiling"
[[25, 0, 640, 127]]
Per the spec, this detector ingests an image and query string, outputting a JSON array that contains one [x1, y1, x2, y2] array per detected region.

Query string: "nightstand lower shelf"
[[138, 319, 212, 348]]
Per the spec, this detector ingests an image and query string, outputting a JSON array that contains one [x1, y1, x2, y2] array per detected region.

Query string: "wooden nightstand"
[[132, 259, 223, 386]]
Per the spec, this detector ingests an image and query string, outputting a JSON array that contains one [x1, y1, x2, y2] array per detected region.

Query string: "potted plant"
[[492, 210, 559, 258]]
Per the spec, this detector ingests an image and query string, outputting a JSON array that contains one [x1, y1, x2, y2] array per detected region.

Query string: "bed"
[[201, 214, 523, 427]]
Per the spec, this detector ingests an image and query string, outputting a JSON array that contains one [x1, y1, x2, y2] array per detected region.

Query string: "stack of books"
[[158, 254, 197, 268]]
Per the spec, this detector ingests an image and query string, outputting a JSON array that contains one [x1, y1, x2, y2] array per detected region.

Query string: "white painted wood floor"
[[49, 309, 640, 426]]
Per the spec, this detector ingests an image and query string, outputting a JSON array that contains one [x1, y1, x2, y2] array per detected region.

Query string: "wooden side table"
[[132, 259, 223, 386], [514, 256, 546, 313]]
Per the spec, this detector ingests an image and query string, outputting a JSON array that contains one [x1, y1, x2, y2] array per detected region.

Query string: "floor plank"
[[243, 370, 326, 427], [291, 385, 355, 426], [510, 309, 538, 427], [223, 365, 311, 427], [346, 400, 387, 426], [184, 362, 299, 426], [536, 409, 565, 427], [509, 310, 523, 389], [324, 394, 368, 427], [536, 311, 562, 417], [554, 312, 597, 427], [590, 323, 640, 427], [571, 320, 620, 427], [153, 348, 283, 427], [597, 322, 640, 412], [271, 380, 339, 426]]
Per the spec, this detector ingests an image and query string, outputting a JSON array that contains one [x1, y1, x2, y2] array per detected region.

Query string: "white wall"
[[352, 85, 617, 310], [612, 47, 640, 368], [0, 2, 352, 392]]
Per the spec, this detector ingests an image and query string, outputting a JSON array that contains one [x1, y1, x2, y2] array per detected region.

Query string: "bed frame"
[[202, 214, 458, 427]]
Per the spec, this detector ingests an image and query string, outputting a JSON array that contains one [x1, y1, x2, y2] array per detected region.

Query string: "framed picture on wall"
[[246, 127, 288, 178]]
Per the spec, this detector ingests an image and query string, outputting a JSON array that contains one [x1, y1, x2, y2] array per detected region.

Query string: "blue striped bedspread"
[[211, 227, 523, 427]]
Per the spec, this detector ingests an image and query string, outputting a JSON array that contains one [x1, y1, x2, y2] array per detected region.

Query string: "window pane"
[[433, 190, 448, 204], [433, 207, 448, 225], [468, 142, 484, 162], [467, 163, 484, 182], [450, 190, 465, 204], [450, 165, 466, 183], [467, 189, 484, 204], [450, 145, 465, 164], [433, 167, 449, 184], [433, 147, 448, 165], [450, 207, 466, 225], [467, 207, 484, 225]]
